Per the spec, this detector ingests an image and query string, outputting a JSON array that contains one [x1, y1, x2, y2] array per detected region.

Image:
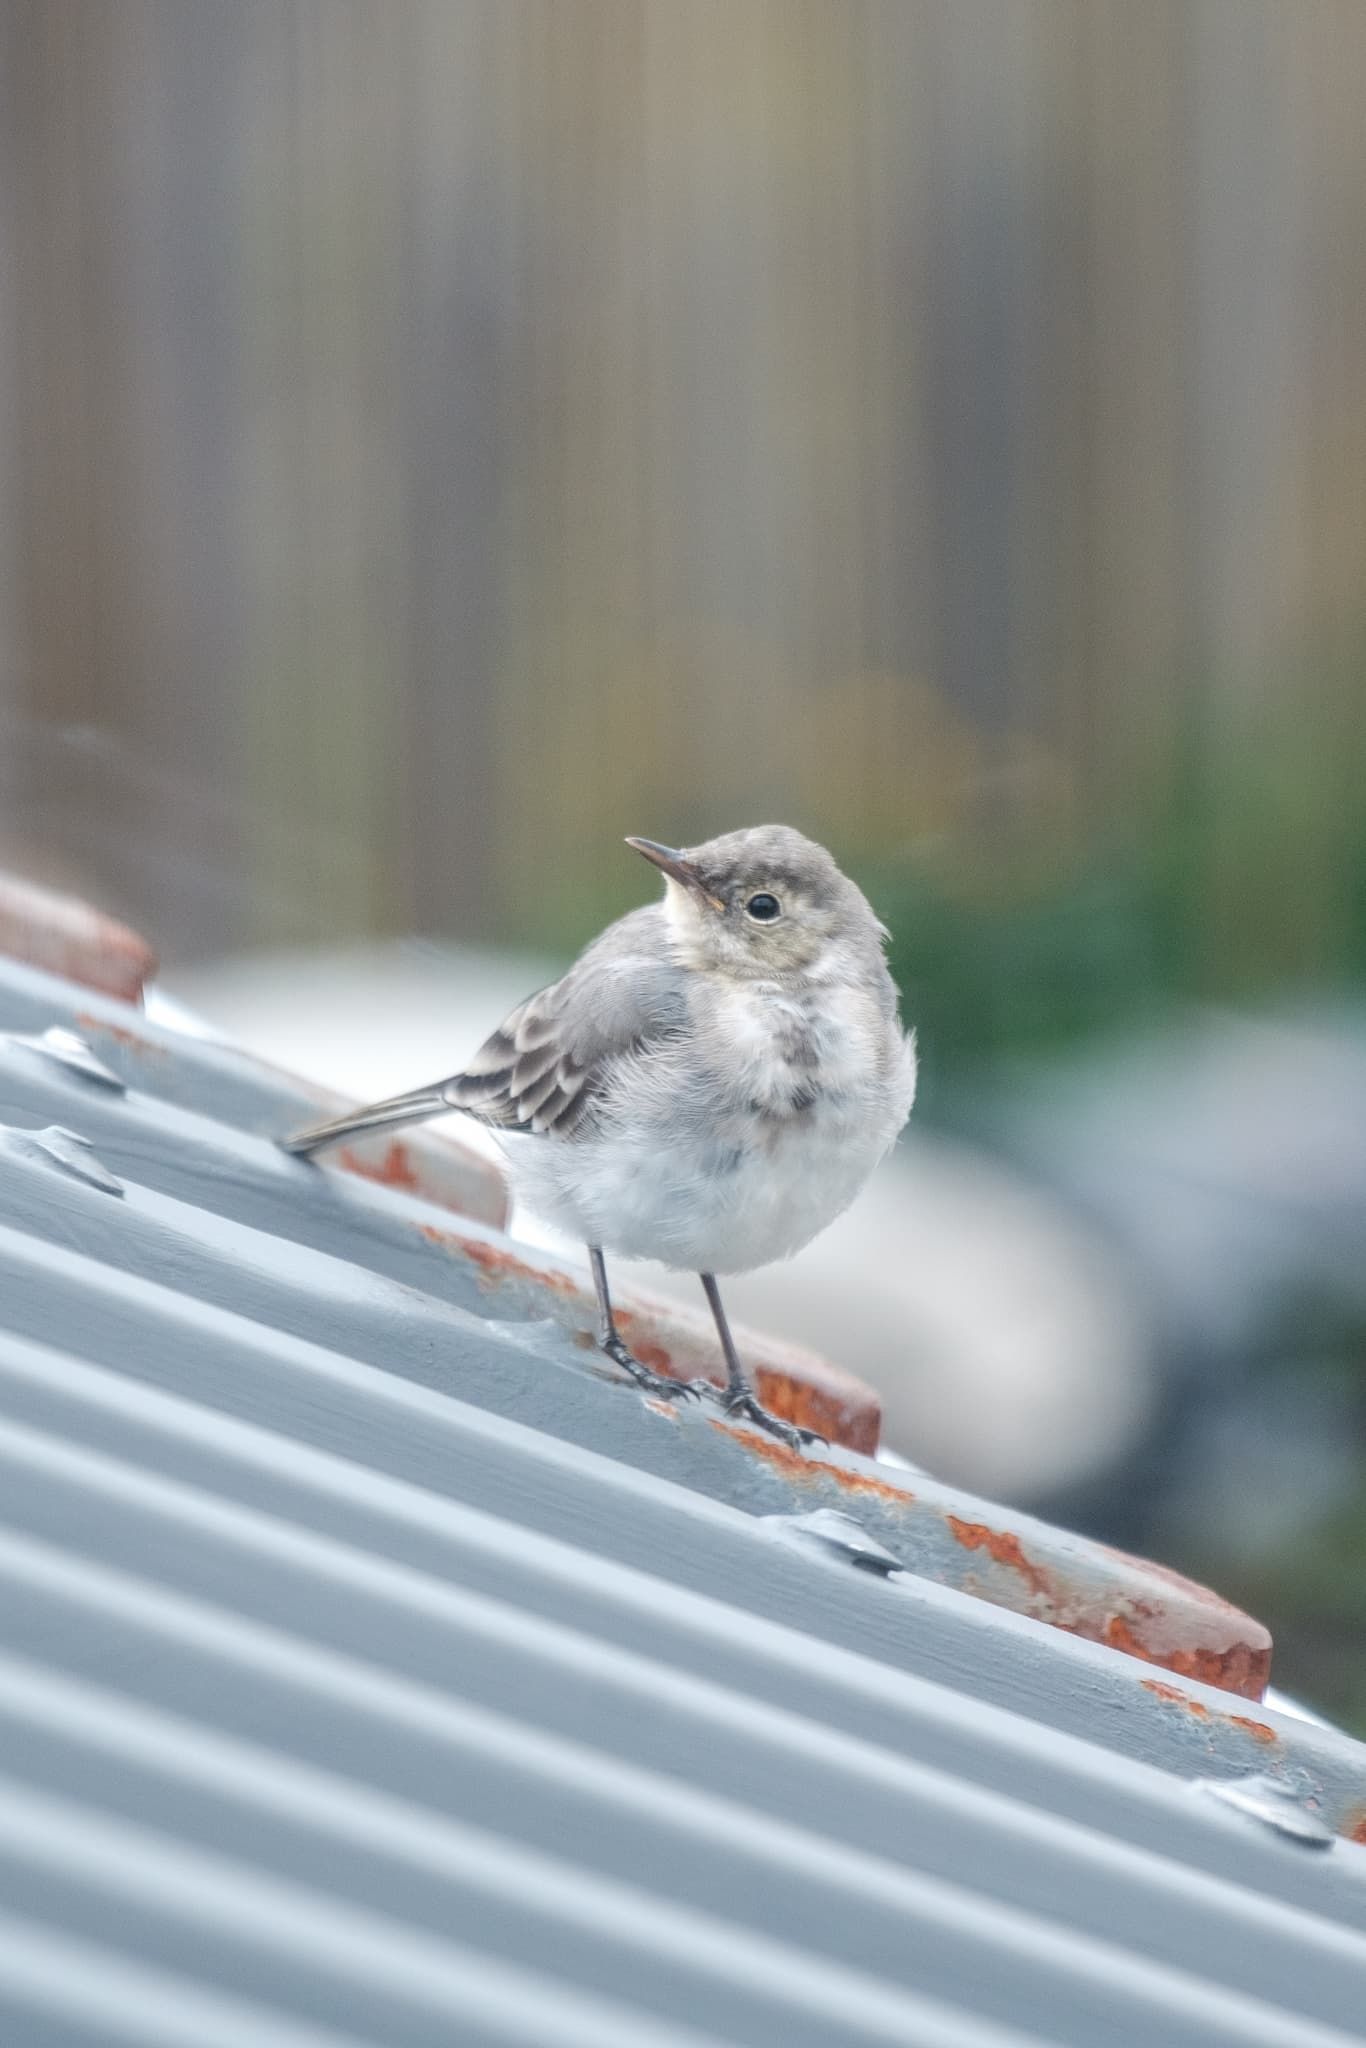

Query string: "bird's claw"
[[719, 1388, 824, 1452], [644, 1372, 708, 1402], [601, 1335, 706, 1404], [600, 1333, 822, 1448]]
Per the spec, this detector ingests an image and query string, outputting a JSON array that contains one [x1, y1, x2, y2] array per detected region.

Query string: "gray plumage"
[[443, 905, 687, 1138], [284, 825, 916, 1444]]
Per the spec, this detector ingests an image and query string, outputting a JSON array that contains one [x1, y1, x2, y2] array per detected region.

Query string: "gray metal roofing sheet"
[[0, 951, 1364, 2046]]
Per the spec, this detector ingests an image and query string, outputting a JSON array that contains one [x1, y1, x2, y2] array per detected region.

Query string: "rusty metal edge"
[[0, 873, 158, 1006], [412, 1219, 881, 1456]]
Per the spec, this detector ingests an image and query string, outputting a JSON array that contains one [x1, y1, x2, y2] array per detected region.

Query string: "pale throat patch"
[[661, 877, 713, 965]]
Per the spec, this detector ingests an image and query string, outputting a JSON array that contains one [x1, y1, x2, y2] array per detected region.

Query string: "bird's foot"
[[600, 1333, 706, 1404], [717, 1385, 824, 1452]]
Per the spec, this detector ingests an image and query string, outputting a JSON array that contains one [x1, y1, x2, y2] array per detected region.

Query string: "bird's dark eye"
[[745, 892, 781, 923]]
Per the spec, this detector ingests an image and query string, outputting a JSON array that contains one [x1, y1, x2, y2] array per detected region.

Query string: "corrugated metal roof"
[[1, 948, 1365, 2048]]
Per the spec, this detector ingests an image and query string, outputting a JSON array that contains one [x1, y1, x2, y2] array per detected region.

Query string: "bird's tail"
[[280, 1083, 455, 1159]]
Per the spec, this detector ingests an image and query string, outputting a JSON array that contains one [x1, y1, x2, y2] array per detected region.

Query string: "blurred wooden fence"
[[1, 0, 1364, 964]]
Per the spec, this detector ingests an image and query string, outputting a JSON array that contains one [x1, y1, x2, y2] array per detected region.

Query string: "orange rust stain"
[[1101, 1616, 1271, 1703], [1229, 1714, 1278, 1746], [622, 1347, 874, 1452], [418, 1226, 580, 1299], [706, 1436, 1274, 1697], [753, 1367, 878, 1455], [413, 1230, 691, 1391], [413, 1217, 876, 1450], [945, 1516, 1052, 1599], [415, 1233, 875, 1451], [613, 1310, 678, 1379], [1346, 1813, 1366, 1846], [338, 1141, 421, 1193], [617, 1311, 876, 1454], [626, 1316, 874, 1436], [663, 1435, 1281, 1699], [1172, 1645, 1270, 1697], [1140, 1678, 1210, 1718], [72, 1011, 163, 1056], [708, 1423, 808, 1479], [1106, 1616, 1155, 1662], [710, 1421, 914, 1500], [418, 1222, 465, 1256], [1137, 1678, 1274, 1743]]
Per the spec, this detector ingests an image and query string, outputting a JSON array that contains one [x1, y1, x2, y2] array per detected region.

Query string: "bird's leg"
[[589, 1247, 702, 1403], [699, 1273, 821, 1450]]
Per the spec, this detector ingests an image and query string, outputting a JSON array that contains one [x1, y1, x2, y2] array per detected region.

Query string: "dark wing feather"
[[283, 907, 685, 1156], [443, 905, 685, 1136], [441, 989, 583, 1132]]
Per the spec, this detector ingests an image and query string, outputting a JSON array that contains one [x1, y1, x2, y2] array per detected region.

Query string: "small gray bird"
[[282, 825, 917, 1446]]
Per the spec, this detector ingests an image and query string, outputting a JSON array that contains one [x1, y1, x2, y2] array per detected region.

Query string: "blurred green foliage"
[[859, 683, 1366, 1103], [1254, 1496, 1366, 1736], [1216, 1288, 1366, 1734]]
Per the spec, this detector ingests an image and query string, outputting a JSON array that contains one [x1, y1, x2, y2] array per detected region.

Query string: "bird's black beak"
[[625, 837, 726, 912]]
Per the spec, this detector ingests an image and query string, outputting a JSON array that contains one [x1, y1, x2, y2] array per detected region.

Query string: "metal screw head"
[[759, 1507, 902, 1577], [1197, 1772, 1335, 1849], [8, 1026, 125, 1091], [0, 1124, 124, 1195]]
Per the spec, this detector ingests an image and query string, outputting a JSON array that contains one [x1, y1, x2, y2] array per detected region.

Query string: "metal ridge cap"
[[0, 873, 158, 1006]]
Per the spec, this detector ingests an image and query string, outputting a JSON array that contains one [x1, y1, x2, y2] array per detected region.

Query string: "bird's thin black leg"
[[588, 1247, 702, 1402], [699, 1273, 821, 1449]]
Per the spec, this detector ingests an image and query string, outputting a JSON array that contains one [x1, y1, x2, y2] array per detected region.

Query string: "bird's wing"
[[281, 906, 685, 1156], [447, 906, 685, 1136]]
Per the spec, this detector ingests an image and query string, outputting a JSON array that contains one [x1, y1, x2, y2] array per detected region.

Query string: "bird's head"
[[626, 824, 883, 980]]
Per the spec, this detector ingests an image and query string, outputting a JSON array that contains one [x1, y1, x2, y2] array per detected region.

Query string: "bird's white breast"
[[504, 969, 915, 1274]]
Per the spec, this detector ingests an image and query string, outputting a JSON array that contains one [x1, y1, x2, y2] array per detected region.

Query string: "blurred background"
[[2, 1, 1365, 1728]]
